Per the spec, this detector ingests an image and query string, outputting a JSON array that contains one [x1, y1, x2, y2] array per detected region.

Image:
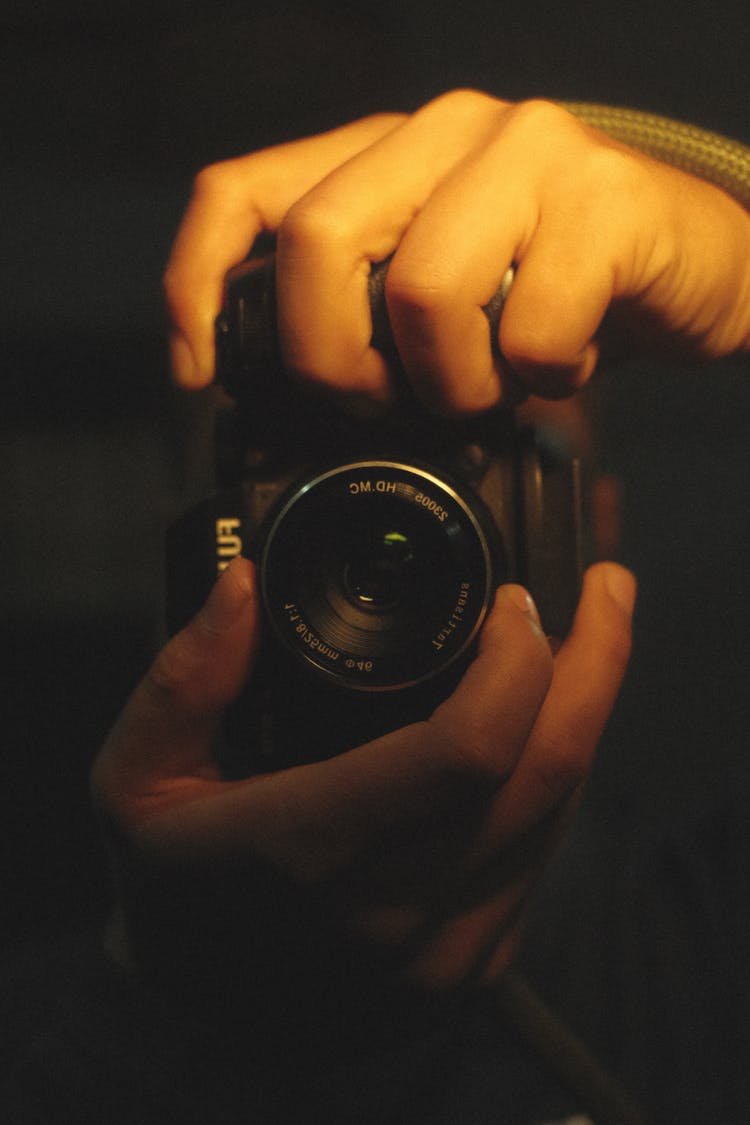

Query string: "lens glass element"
[[343, 525, 414, 611]]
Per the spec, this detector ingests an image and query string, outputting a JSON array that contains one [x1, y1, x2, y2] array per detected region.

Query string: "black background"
[[2, 0, 749, 1111]]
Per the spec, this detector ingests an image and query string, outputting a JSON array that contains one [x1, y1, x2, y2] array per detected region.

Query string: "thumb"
[[149, 556, 260, 716], [92, 558, 260, 815]]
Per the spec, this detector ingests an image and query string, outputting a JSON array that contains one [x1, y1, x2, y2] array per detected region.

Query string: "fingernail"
[[199, 558, 254, 633], [603, 564, 637, 616], [503, 584, 541, 627]]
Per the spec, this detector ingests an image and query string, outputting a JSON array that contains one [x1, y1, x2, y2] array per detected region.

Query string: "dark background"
[[2, 0, 749, 1113]]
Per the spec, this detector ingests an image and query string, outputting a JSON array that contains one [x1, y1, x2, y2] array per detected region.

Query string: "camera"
[[166, 256, 584, 772]]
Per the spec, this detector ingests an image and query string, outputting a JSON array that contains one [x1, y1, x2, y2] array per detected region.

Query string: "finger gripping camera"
[[166, 257, 584, 771]]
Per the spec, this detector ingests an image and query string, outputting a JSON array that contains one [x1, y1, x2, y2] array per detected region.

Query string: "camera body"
[[166, 258, 584, 773]]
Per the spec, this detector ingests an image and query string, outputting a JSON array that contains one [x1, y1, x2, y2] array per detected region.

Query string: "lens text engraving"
[[431, 582, 471, 651], [348, 479, 398, 495], [282, 603, 341, 662]]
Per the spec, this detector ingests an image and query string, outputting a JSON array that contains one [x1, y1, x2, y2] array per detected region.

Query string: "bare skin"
[[93, 88, 750, 1001], [164, 91, 750, 413]]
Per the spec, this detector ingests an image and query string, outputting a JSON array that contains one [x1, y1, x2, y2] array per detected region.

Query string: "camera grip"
[[216, 255, 513, 402]]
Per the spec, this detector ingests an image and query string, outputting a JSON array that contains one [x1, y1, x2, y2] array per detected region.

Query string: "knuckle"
[[424, 716, 505, 783], [453, 724, 510, 780], [162, 160, 245, 312], [191, 161, 222, 200], [505, 97, 577, 139], [427, 706, 517, 787], [504, 100, 642, 198], [191, 159, 241, 204], [386, 259, 460, 322], [279, 195, 351, 257], [533, 730, 591, 802], [191, 158, 266, 226], [145, 633, 199, 710], [500, 326, 586, 394], [427, 86, 500, 117], [500, 305, 571, 370]]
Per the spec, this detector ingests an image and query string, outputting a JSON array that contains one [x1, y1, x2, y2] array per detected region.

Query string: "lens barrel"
[[260, 461, 501, 691]]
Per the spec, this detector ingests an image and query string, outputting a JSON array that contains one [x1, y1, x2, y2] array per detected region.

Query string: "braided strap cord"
[[563, 102, 750, 211]]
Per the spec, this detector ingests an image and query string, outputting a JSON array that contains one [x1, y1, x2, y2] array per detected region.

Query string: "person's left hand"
[[91, 557, 634, 1013]]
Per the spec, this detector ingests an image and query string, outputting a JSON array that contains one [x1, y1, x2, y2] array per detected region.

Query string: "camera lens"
[[342, 525, 415, 612], [260, 461, 502, 691]]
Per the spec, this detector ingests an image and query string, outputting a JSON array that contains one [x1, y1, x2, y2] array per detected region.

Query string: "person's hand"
[[164, 90, 750, 413], [91, 556, 635, 1017]]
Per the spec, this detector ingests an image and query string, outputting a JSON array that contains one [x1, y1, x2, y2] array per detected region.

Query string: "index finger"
[[163, 113, 404, 387], [480, 561, 636, 849]]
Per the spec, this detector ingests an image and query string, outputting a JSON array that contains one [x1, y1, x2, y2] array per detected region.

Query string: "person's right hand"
[[164, 91, 750, 413]]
